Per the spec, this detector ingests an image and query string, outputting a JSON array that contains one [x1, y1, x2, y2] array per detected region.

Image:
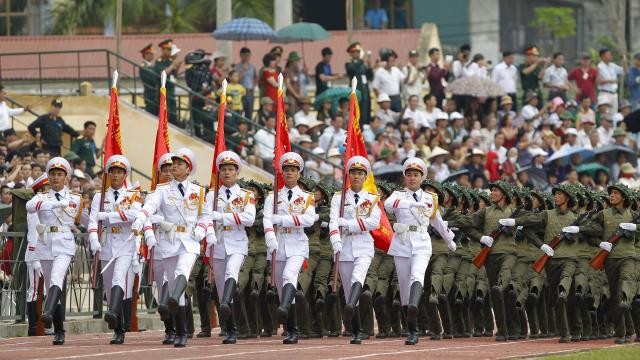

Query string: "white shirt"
[[372, 66, 406, 96], [431, 163, 451, 183], [597, 126, 614, 146], [254, 128, 276, 160], [0, 101, 24, 132], [423, 108, 440, 129], [576, 129, 592, 149], [543, 65, 568, 88], [490, 143, 508, 164], [293, 110, 316, 127], [598, 61, 625, 92], [402, 64, 426, 98], [463, 62, 487, 78], [318, 126, 347, 152], [402, 107, 430, 129], [452, 60, 466, 79], [492, 62, 518, 93]]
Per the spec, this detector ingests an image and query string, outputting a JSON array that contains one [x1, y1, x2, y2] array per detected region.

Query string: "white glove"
[[619, 223, 637, 232], [159, 221, 174, 232], [206, 231, 218, 246], [410, 202, 427, 209], [540, 244, 555, 257], [338, 218, 349, 227], [332, 241, 343, 255], [32, 260, 42, 275], [271, 214, 282, 225], [132, 218, 144, 233], [194, 226, 206, 241], [131, 257, 141, 274], [212, 211, 224, 222], [321, 221, 329, 228], [150, 214, 164, 224], [480, 236, 494, 247], [89, 232, 101, 255], [97, 212, 109, 221], [499, 218, 516, 227], [145, 234, 157, 250], [447, 241, 457, 252], [393, 223, 409, 233], [599, 242, 612, 252], [266, 238, 278, 255], [314, 214, 320, 222], [562, 226, 579, 234], [56, 199, 70, 208]]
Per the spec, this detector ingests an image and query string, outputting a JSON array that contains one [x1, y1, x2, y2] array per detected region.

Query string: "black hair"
[[240, 47, 251, 54], [321, 47, 332, 57], [552, 52, 563, 59], [262, 53, 275, 67], [599, 48, 610, 57], [502, 51, 513, 57], [428, 48, 439, 56], [84, 121, 97, 129]]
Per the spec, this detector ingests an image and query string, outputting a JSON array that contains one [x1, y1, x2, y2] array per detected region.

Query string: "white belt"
[[219, 225, 245, 232], [102, 226, 126, 234], [278, 227, 303, 235], [45, 225, 71, 233]]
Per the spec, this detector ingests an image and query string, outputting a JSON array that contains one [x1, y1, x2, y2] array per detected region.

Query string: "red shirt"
[[261, 68, 278, 103], [568, 66, 597, 102]]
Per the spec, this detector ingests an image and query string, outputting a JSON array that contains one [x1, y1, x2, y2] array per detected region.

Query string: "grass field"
[[543, 344, 640, 359]]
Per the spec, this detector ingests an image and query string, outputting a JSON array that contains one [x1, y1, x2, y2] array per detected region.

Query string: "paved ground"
[[1, 330, 638, 360]]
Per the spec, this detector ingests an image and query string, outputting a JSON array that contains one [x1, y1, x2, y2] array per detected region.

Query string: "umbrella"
[[623, 109, 640, 133], [544, 146, 594, 167], [374, 164, 404, 183], [444, 169, 470, 183], [576, 163, 610, 177], [272, 22, 331, 58], [447, 76, 506, 98], [212, 17, 277, 42], [593, 144, 638, 165], [314, 86, 361, 111]]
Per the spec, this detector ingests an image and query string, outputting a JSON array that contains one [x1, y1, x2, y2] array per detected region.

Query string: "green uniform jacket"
[[516, 208, 579, 259], [468, 204, 517, 254], [247, 207, 266, 256], [580, 207, 637, 259]]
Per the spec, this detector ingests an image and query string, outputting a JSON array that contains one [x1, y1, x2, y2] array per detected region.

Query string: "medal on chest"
[[288, 195, 307, 214], [224, 195, 245, 213]]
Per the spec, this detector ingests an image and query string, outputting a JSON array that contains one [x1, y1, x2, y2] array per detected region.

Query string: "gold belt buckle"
[[176, 225, 186, 233], [223, 226, 233, 231], [280, 228, 292, 234], [50, 226, 58, 233], [111, 226, 122, 234], [409, 225, 418, 232]]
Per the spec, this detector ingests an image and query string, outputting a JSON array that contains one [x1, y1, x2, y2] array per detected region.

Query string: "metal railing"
[[0, 49, 341, 179]]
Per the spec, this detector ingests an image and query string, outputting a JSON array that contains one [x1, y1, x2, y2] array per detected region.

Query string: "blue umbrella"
[[593, 144, 637, 165], [545, 146, 594, 166], [212, 17, 276, 42]]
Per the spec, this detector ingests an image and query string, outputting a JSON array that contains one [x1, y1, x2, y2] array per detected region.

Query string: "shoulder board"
[[71, 192, 82, 197], [240, 188, 255, 196], [424, 190, 437, 197], [127, 189, 140, 193], [190, 180, 202, 187], [368, 192, 379, 197], [334, 191, 342, 195], [300, 189, 313, 195], [156, 182, 170, 187]]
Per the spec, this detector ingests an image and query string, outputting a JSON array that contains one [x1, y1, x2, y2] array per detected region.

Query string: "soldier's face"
[[609, 189, 623, 207], [171, 158, 190, 181], [404, 169, 423, 191], [490, 187, 505, 204], [220, 164, 238, 187], [48, 169, 67, 191], [159, 164, 173, 183], [108, 167, 126, 189], [314, 189, 324, 204], [554, 191, 567, 207], [349, 169, 367, 192], [283, 166, 300, 188]]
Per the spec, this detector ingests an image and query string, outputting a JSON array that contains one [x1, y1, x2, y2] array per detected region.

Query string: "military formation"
[[23, 149, 640, 348]]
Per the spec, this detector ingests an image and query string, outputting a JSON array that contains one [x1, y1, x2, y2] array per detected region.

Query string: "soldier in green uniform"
[[572, 183, 637, 344], [632, 191, 640, 342], [154, 39, 182, 124], [139, 43, 159, 115], [345, 42, 373, 123]]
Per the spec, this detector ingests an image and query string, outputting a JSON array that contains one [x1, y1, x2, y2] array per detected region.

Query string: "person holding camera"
[[185, 49, 213, 140]]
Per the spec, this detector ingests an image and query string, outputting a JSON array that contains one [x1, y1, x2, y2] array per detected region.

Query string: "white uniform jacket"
[[26, 188, 81, 258], [208, 184, 256, 259], [263, 185, 316, 261], [384, 188, 454, 257], [329, 189, 381, 261]]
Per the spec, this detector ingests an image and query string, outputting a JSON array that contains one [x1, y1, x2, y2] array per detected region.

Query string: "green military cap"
[[475, 188, 490, 205], [530, 190, 546, 210], [542, 191, 555, 210], [515, 187, 532, 209], [442, 183, 461, 208], [244, 179, 268, 200], [421, 179, 445, 204], [297, 177, 316, 192], [315, 182, 335, 201], [552, 184, 577, 208], [375, 180, 397, 197], [607, 182, 634, 207], [488, 180, 512, 203]]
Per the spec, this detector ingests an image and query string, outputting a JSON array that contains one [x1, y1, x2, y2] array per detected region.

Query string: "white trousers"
[[598, 91, 619, 116], [394, 254, 431, 305], [339, 256, 373, 302], [275, 255, 305, 303], [40, 254, 73, 290], [101, 255, 133, 304], [152, 258, 169, 301], [163, 253, 198, 306], [213, 254, 246, 301], [26, 262, 45, 302]]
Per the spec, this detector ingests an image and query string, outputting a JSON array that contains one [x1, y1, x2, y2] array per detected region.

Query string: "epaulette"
[[71, 192, 82, 197], [300, 189, 313, 196], [191, 180, 202, 187], [155, 182, 170, 188], [368, 192, 379, 197], [240, 187, 255, 196]]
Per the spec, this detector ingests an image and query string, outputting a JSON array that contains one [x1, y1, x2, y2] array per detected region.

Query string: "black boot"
[[344, 282, 363, 321], [52, 304, 65, 345], [27, 302, 37, 336], [197, 286, 212, 337], [41, 285, 62, 328], [168, 275, 188, 315], [223, 305, 237, 344], [219, 278, 237, 321], [174, 306, 188, 347], [158, 282, 171, 322], [162, 314, 176, 345], [276, 283, 296, 325], [373, 295, 388, 338], [350, 306, 363, 344], [406, 282, 423, 321], [438, 292, 454, 339], [283, 304, 299, 344], [405, 305, 419, 345], [122, 298, 132, 332], [110, 309, 125, 344], [104, 286, 125, 330]]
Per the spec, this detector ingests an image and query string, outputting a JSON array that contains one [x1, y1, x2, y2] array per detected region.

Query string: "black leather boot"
[[110, 309, 125, 344], [223, 304, 238, 344], [41, 285, 62, 328], [27, 302, 37, 336], [158, 282, 170, 322], [283, 304, 299, 344], [373, 294, 388, 338], [52, 304, 65, 345], [162, 314, 176, 345], [104, 286, 125, 330], [168, 275, 188, 315], [174, 306, 188, 347], [405, 305, 419, 345], [196, 286, 211, 337], [350, 306, 363, 344], [406, 282, 423, 321], [219, 278, 237, 321], [276, 283, 296, 325], [344, 282, 363, 321], [122, 298, 132, 332]]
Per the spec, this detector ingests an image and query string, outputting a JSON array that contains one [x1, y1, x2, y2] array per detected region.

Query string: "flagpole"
[[270, 73, 285, 290]]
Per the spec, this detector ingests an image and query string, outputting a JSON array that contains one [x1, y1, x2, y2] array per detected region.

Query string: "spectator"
[[401, 95, 428, 129], [463, 53, 488, 78], [595, 96, 611, 124], [597, 116, 614, 146], [452, 44, 471, 80], [222, 70, 246, 113], [318, 115, 347, 153], [345, 42, 374, 123], [618, 162, 640, 189], [230, 118, 259, 167], [254, 97, 274, 126], [305, 147, 333, 182], [362, 115, 383, 145], [492, 51, 518, 109], [499, 114, 518, 149], [432, 111, 452, 149], [293, 97, 315, 129], [253, 113, 276, 173], [0, 185, 11, 205], [628, 53, 640, 111], [31, 163, 44, 181], [465, 148, 488, 182], [543, 52, 571, 101], [372, 148, 395, 171], [375, 93, 399, 125], [568, 53, 598, 104], [426, 48, 449, 108], [490, 132, 508, 164], [32, 149, 49, 168], [372, 48, 405, 112], [316, 99, 335, 122], [315, 47, 342, 96], [428, 146, 451, 182], [577, 116, 596, 148], [496, 95, 517, 124], [284, 51, 307, 104], [209, 51, 227, 88], [71, 121, 100, 178], [364, 0, 388, 29], [397, 138, 416, 163], [402, 50, 427, 100], [422, 94, 440, 128], [27, 99, 79, 156], [3, 128, 33, 153], [0, 86, 28, 132], [448, 112, 468, 144], [235, 47, 258, 119], [520, 91, 547, 128], [575, 95, 596, 125], [519, 46, 548, 106], [597, 48, 628, 115], [260, 53, 279, 104]]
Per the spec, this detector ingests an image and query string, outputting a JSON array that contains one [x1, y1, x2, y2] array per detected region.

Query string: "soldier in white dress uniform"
[[26, 157, 82, 345], [87, 155, 142, 344], [329, 156, 381, 345], [24, 173, 49, 336], [263, 152, 316, 344], [133, 148, 212, 348], [384, 157, 456, 345], [208, 150, 256, 344]]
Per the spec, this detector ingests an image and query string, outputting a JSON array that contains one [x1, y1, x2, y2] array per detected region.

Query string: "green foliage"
[[543, 345, 640, 360], [529, 6, 576, 40]]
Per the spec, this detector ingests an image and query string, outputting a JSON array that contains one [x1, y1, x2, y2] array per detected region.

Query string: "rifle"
[[472, 207, 519, 268], [590, 213, 640, 271], [35, 275, 45, 336], [531, 209, 595, 273]]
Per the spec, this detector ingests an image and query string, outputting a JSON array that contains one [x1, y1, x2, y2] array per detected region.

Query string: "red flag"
[[343, 80, 393, 252], [273, 76, 291, 190], [104, 86, 124, 163], [151, 78, 171, 190], [210, 81, 228, 188]]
